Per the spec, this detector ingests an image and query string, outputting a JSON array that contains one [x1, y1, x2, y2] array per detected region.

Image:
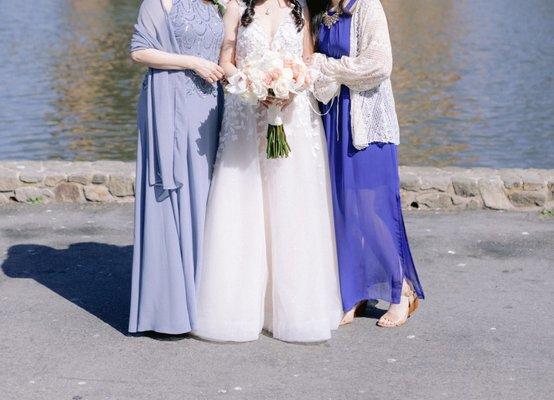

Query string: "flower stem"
[[266, 124, 291, 159]]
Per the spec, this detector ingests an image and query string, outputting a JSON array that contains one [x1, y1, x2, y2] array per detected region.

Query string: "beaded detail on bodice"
[[235, 12, 303, 68], [170, 0, 224, 96]]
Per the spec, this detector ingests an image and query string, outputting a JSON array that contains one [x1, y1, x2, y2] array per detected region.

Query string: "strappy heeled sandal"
[[340, 300, 368, 326], [377, 288, 419, 328]]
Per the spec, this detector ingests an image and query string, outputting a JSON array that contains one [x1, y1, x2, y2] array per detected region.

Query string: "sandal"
[[377, 287, 419, 328]]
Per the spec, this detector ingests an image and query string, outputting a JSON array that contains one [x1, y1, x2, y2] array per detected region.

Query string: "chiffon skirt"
[[321, 87, 424, 311], [128, 89, 221, 334], [194, 93, 343, 342]]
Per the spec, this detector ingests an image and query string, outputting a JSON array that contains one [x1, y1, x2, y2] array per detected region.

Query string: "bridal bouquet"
[[226, 50, 311, 159]]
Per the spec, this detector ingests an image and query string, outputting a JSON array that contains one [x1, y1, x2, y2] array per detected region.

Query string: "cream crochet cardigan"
[[312, 0, 400, 149]]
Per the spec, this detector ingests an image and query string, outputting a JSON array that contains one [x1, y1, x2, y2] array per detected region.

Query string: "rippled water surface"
[[0, 0, 553, 167]]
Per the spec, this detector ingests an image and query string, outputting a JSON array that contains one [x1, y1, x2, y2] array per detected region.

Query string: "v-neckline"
[[251, 11, 293, 46]]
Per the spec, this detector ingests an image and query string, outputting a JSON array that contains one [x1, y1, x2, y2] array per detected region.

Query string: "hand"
[[261, 94, 296, 110], [188, 56, 225, 84], [261, 96, 277, 109], [276, 93, 296, 111]]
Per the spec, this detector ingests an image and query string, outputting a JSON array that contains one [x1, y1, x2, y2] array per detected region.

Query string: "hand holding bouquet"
[[226, 50, 311, 159]]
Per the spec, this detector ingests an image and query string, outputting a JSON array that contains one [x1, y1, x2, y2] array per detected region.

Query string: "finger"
[[213, 69, 224, 80], [215, 65, 225, 75]]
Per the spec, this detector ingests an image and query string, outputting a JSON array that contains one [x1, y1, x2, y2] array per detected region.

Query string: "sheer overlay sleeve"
[[131, 0, 182, 192], [312, 0, 392, 101], [130, 0, 167, 52]]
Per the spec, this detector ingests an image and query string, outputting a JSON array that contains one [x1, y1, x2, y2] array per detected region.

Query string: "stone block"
[[92, 173, 109, 185], [522, 171, 546, 191], [499, 170, 523, 190], [0, 192, 13, 203], [400, 190, 417, 209], [68, 172, 93, 185], [399, 173, 421, 191], [420, 174, 451, 192], [19, 172, 44, 184], [466, 197, 484, 210], [84, 185, 113, 202], [478, 178, 512, 210], [108, 174, 134, 197], [508, 191, 546, 207], [451, 195, 467, 206], [55, 182, 85, 203], [44, 173, 67, 187], [415, 192, 453, 210], [452, 175, 479, 197], [14, 187, 52, 204], [0, 169, 21, 191], [115, 196, 135, 203]]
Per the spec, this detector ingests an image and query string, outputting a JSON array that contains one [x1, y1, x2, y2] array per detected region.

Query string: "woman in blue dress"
[[307, 0, 425, 327], [128, 0, 224, 334]]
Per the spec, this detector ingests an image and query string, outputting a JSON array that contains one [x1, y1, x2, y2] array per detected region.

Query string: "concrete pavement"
[[0, 204, 553, 400]]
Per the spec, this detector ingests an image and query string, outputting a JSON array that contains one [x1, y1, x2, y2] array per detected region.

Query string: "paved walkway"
[[0, 204, 552, 400]]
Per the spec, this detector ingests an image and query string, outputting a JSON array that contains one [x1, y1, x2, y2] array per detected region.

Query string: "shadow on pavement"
[[1, 242, 132, 335]]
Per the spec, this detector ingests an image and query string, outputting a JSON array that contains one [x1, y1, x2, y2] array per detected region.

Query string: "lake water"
[[0, 0, 552, 168]]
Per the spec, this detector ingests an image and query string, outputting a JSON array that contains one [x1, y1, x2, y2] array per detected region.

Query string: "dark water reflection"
[[0, 0, 552, 167]]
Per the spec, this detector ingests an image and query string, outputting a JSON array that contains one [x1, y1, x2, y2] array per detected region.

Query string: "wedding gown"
[[194, 10, 343, 342]]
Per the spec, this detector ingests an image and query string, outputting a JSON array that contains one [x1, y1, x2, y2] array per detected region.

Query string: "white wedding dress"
[[194, 10, 343, 342]]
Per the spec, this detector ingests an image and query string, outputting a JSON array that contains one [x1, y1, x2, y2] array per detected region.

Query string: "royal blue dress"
[[317, 6, 424, 311]]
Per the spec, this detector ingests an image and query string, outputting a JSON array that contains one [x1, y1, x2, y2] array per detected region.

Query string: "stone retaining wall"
[[0, 161, 552, 211]]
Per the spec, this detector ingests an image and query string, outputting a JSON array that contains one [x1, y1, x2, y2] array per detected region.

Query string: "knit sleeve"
[[314, 0, 393, 93]]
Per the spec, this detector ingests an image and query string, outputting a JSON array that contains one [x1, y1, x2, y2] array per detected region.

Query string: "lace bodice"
[[235, 11, 303, 68], [170, 0, 224, 96]]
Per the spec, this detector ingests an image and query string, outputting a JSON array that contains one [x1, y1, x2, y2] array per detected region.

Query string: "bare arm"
[[302, 6, 314, 63], [219, 0, 242, 78], [131, 49, 197, 70]]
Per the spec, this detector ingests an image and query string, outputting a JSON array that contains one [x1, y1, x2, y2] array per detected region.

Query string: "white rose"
[[251, 79, 268, 100], [226, 71, 247, 95], [273, 78, 290, 99], [281, 68, 294, 82]]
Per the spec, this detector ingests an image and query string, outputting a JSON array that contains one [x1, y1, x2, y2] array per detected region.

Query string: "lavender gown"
[[317, 5, 424, 311], [128, 0, 223, 334]]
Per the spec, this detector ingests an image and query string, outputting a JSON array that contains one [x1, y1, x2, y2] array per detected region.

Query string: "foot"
[[340, 300, 367, 326], [377, 282, 418, 328]]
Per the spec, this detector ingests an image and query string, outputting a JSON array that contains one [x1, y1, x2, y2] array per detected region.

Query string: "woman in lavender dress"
[[128, 0, 224, 334], [307, 0, 424, 327]]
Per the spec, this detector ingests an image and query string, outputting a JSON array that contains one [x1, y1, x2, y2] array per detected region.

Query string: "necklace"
[[322, 9, 342, 28], [264, 0, 284, 16]]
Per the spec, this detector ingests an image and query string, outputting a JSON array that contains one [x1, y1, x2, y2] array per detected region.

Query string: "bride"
[[193, 0, 343, 342]]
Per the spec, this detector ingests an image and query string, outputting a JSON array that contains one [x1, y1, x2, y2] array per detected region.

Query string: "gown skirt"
[[128, 84, 222, 334], [194, 93, 343, 342]]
